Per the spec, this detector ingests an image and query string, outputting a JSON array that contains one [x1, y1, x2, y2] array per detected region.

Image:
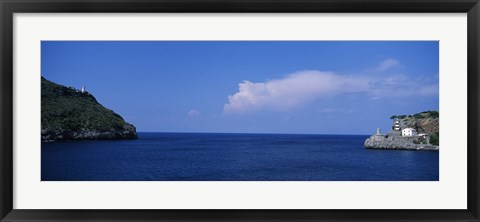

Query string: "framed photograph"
[[1, 0, 479, 221]]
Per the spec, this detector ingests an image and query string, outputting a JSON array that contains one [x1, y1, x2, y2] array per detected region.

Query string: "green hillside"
[[41, 77, 137, 141]]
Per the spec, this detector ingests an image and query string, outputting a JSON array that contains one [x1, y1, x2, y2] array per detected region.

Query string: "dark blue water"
[[41, 133, 439, 181]]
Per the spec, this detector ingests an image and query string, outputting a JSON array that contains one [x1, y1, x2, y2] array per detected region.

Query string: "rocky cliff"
[[41, 77, 138, 141], [364, 134, 438, 150], [364, 111, 439, 150]]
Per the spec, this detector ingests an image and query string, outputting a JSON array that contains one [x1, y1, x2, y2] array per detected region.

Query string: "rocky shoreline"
[[41, 124, 137, 142], [364, 134, 438, 151], [364, 111, 439, 151]]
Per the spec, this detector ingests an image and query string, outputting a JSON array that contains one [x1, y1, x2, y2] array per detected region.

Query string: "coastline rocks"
[[41, 124, 137, 141], [364, 134, 438, 151]]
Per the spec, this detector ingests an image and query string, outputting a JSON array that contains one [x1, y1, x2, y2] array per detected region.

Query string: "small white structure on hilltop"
[[376, 128, 382, 135], [81, 85, 86, 93], [394, 119, 401, 131], [418, 133, 428, 138], [402, 128, 418, 137]]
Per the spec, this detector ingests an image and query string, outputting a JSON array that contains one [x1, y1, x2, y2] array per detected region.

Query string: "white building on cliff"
[[402, 128, 418, 137]]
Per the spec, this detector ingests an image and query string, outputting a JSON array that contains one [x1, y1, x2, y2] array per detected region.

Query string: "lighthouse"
[[394, 119, 400, 131], [81, 85, 85, 93]]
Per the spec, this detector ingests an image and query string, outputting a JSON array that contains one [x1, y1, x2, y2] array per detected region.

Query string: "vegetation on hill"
[[429, 132, 439, 146], [390, 110, 439, 120], [41, 77, 137, 141]]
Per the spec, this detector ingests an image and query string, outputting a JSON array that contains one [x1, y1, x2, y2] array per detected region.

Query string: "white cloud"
[[368, 74, 439, 99], [223, 68, 438, 113], [224, 71, 370, 113], [419, 84, 439, 96], [376, 58, 400, 72], [318, 108, 337, 113], [317, 108, 353, 114], [187, 109, 200, 117]]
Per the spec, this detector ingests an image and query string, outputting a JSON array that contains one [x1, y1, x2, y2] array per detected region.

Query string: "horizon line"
[[136, 131, 371, 136]]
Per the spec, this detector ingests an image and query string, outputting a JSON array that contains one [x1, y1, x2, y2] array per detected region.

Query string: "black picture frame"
[[1, 0, 479, 221]]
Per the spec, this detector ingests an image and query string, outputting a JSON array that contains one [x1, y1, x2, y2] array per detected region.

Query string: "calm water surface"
[[41, 133, 439, 181]]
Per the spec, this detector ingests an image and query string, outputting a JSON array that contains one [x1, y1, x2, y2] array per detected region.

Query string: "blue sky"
[[41, 41, 439, 135]]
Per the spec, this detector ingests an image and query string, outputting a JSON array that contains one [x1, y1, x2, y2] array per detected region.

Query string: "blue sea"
[[41, 133, 439, 181]]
